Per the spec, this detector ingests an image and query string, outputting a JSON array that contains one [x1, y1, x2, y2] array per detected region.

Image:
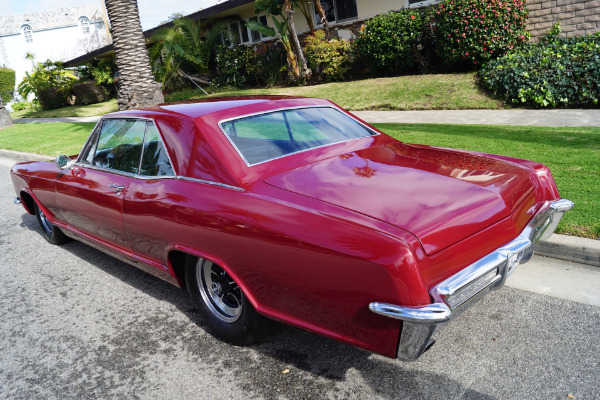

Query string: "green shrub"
[[434, 0, 529, 66], [72, 81, 110, 105], [255, 43, 287, 86], [0, 67, 16, 104], [304, 30, 352, 82], [17, 60, 77, 109], [10, 101, 34, 111], [479, 24, 600, 107], [354, 9, 425, 76], [214, 44, 259, 87]]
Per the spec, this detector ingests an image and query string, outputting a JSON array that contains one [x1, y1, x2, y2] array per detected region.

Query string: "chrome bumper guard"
[[369, 199, 573, 361]]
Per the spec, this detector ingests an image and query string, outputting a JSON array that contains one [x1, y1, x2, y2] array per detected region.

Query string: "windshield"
[[219, 107, 376, 165]]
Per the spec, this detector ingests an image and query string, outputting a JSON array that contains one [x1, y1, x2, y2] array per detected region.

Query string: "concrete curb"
[[535, 234, 600, 268], [1, 149, 598, 267], [0, 149, 52, 162]]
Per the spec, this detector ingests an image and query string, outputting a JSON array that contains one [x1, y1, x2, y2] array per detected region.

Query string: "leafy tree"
[[104, 0, 164, 110]]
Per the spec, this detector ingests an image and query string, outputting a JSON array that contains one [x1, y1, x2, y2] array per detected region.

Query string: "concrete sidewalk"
[[12, 108, 600, 126], [353, 109, 600, 126]]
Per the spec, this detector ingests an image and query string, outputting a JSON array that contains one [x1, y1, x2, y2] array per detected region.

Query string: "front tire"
[[185, 256, 266, 345], [34, 203, 69, 245]]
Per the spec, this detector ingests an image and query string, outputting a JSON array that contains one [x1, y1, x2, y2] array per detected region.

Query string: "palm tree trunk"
[[104, 0, 164, 110], [0, 97, 13, 130], [313, 0, 329, 38], [284, 0, 311, 79]]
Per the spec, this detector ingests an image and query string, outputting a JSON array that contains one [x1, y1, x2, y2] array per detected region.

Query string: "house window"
[[314, 0, 358, 24], [247, 15, 270, 43], [22, 25, 33, 43], [79, 17, 90, 34]]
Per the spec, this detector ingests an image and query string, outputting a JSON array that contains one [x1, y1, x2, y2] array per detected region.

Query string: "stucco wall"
[[527, 0, 600, 39]]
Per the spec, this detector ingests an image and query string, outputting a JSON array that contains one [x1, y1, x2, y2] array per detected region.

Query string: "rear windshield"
[[219, 107, 376, 165]]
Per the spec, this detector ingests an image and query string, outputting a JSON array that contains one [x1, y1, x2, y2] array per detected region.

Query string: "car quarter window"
[[220, 107, 375, 165], [139, 122, 174, 177]]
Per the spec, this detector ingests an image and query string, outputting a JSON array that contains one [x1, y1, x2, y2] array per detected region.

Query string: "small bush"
[[354, 9, 425, 76], [38, 89, 67, 110], [255, 43, 287, 86], [434, 0, 529, 66], [304, 30, 352, 82], [10, 101, 34, 111], [0, 67, 15, 104], [214, 44, 258, 87], [479, 24, 600, 107], [72, 81, 110, 105]]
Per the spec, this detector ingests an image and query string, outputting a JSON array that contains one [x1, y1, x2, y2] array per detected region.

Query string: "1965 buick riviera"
[[11, 96, 572, 361]]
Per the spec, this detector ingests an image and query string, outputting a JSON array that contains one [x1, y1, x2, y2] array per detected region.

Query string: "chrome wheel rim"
[[39, 208, 53, 235], [196, 259, 243, 323]]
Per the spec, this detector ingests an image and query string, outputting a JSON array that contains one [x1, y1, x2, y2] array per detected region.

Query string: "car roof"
[[102, 96, 330, 120]]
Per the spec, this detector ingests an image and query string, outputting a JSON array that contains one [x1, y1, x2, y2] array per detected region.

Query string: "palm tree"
[[104, 0, 164, 110], [248, 0, 311, 81], [149, 18, 225, 92]]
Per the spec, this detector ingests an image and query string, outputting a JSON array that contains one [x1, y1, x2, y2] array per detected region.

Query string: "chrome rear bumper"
[[369, 199, 573, 361]]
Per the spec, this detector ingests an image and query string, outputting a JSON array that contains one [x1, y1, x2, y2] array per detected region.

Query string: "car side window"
[[139, 122, 174, 177], [90, 119, 146, 174]]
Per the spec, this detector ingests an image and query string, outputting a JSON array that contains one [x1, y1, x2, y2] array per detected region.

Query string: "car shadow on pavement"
[[20, 214, 494, 399]]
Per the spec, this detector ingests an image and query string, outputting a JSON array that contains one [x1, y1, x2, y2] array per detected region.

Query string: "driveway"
[[1, 158, 599, 399]]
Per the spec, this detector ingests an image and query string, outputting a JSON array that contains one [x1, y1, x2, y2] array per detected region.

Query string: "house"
[[0, 4, 110, 101], [63, 0, 600, 72], [64, 0, 423, 68]]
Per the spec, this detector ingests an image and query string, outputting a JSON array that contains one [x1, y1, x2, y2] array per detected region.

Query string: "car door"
[[55, 118, 148, 249], [121, 121, 177, 265]]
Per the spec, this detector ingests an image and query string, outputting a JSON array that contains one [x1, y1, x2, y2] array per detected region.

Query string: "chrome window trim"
[[368, 198, 574, 361], [176, 176, 244, 191], [76, 116, 177, 178], [217, 105, 380, 167]]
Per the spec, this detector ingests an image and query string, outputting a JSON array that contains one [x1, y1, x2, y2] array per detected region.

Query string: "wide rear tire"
[[185, 255, 267, 345]]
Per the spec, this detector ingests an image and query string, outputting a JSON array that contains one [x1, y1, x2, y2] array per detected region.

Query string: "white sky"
[[0, 0, 220, 31]]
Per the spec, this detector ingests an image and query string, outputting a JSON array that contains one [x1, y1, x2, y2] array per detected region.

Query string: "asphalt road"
[[1, 159, 599, 400]]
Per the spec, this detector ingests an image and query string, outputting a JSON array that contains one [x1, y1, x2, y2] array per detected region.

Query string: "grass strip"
[[0, 122, 96, 156], [10, 99, 117, 119]]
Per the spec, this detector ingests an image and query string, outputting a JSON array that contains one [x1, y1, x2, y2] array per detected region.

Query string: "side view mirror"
[[55, 154, 74, 170]]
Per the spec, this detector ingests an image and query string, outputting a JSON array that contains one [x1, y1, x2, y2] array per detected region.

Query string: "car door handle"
[[109, 184, 125, 194]]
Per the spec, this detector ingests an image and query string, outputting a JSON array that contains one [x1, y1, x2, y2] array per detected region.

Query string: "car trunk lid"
[[264, 143, 534, 255]]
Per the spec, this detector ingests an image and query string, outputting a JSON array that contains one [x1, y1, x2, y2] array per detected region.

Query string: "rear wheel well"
[[20, 191, 35, 215], [168, 250, 188, 288]]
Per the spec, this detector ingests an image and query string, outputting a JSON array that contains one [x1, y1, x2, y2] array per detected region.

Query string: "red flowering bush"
[[434, 0, 529, 66]]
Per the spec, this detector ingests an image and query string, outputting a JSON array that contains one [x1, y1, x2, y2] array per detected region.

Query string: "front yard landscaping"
[[1, 121, 597, 239]]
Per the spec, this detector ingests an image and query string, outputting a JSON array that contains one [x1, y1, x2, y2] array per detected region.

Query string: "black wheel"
[[34, 203, 69, 245], [185, 255, 267, 345]]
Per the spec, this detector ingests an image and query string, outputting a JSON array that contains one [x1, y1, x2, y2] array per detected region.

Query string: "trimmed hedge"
[[479, 25, 600, 107], [72, 81, 110, 105], [0, 67, 15, 104], [434, 0, 529, 66], [355, 9, 425, 76]]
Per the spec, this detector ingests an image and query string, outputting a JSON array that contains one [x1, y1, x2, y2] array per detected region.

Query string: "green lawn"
[[0, 123, 96, 155], [10, 99, 117, 119], [166, 73, 502, 111], [9, 73, 501, 119], [1, 121, 597, 238], [374, 123, 600, 239]]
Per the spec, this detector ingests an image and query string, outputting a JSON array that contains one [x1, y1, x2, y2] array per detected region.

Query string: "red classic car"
[[11, 96, 572, 361]]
